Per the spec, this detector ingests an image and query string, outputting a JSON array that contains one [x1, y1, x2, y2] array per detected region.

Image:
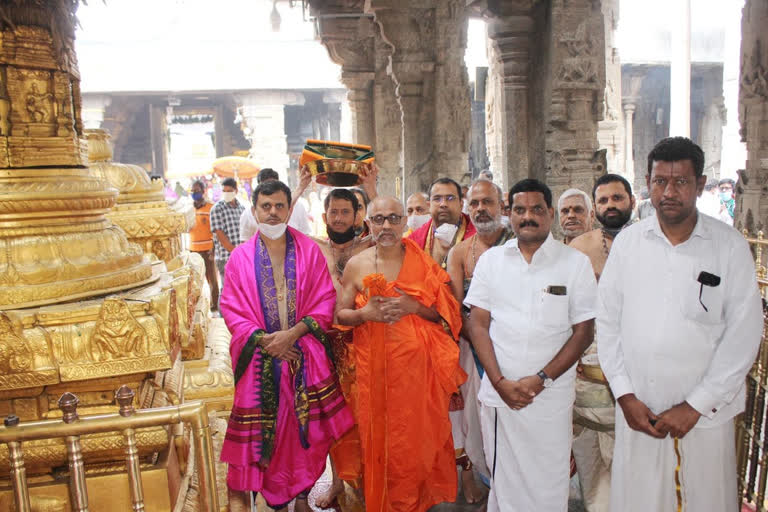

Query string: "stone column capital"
[[318, 16, 376, 72], [621, 99, 637, 113]]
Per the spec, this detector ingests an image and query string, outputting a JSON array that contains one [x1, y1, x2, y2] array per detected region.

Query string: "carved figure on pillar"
[[735, 0, 768, 232]]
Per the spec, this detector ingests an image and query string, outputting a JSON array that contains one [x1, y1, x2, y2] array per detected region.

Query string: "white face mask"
[[222, 191, 236, 202], [259, 222, 287, 240], [434, 223, 459, 247], [407, 214, 431, 231]]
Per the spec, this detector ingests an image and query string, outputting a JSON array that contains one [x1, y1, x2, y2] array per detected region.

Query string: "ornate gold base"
[[0, 167, 153, 309]]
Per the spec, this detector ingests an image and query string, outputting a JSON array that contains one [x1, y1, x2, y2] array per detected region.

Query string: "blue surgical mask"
[[720, 191, 732, 202], [191, 192, 203, 201]]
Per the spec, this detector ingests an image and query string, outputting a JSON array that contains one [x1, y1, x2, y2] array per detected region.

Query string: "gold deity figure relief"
[[0, 313, 34, 374], [25, 82, 54, 123], [91, 297, 149, 361]]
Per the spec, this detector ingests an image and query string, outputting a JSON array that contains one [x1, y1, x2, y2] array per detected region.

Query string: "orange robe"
[[353, 238, 467, 512]]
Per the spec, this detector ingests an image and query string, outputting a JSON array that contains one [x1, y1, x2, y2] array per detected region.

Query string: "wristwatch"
[[537, 370, 554, 388]]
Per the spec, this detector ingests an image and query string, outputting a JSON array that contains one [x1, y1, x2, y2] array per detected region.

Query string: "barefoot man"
[[312, 187, 374, 508], [568, 174, 635, 512], [337, 196, 467, 511], [220, 180, 354, 512], [445, 179, 512, 503]]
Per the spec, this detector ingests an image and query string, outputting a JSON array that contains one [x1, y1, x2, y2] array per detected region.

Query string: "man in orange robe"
[[337, 196, 467, 512]]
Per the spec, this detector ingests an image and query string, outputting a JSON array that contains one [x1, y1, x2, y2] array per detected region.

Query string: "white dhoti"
[[611, 408, 737, 512], [450, 337, 489, 478], [481, 397, 573, 512], [572, 369, 615, 512]]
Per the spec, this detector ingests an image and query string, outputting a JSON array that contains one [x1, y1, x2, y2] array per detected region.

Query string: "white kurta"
[[597, 214, 763, 511], [465, 234, 597, 511]]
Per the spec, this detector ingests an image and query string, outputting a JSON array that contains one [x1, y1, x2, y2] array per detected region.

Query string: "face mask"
[[259, 222, 287, 240], [327, 225, 356, 244], [191, 192, 203, 202], [434, 223, 458, 247], [222, 191, 236, 202], [720, 191, 732, 202], [407, 214, 431, 231]]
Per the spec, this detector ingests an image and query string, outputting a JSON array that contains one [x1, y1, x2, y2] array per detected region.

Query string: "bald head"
[[369, 195, 405, 216], [368, 196, 406, 246]]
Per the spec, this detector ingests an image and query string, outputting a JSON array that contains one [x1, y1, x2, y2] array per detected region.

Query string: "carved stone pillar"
[[734, 0, 768, 232], [235, 92, 305, 182], [597, 0, 624, 175], [545, 0, 607, 204], [486, 15, 533, 190], [318, 16, 377, 147], [720, 0, 747, 178], [622, 101, 636, 185], [371, 0, 470, 195], [373, 29, 403, 197]]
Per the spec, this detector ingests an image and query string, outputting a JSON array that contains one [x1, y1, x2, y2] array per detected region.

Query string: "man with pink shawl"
[[220, 180, 354, 511]]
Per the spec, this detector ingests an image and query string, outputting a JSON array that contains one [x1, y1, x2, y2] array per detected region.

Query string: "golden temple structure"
[[0, 3, 234, 510]]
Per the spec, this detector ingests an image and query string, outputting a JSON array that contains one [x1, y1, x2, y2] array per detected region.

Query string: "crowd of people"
[[185, 136, 762, 512]]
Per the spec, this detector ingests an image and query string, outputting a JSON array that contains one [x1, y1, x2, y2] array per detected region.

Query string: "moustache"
[[519, 220, 539, 228], [474, 212, 492, 222], [604, 208, 621, 215], [660, 201, 682, 208]]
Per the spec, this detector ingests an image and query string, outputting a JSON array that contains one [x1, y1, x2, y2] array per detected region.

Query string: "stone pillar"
[[597, 0, 624, 175], [373, 28, 403, 197], [317, 16, 377, 147], [486, 15, 534, 190], [545, 0, 607, 204], [235, 91, 305, 182], [81, 94, 112, 130], [323, 90, 345, 142], [371, 0, 471, 196], [720, 0, 748, 177], [734, 0, 768, 232], [623, 101, 636, 185], [670, 0, 691, 137]]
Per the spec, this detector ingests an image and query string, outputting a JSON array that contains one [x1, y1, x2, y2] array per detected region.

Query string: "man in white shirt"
[[239, 168, 312, 241], [465, 178, 597, 511], [597, 136, 763, 511]]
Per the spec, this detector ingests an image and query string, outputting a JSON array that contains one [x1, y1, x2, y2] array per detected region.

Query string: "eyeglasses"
[[430, 194, 458, 204], [369, 214, 404, 225]]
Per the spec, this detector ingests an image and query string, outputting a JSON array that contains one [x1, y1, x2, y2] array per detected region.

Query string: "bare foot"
[[315, 476, 344, 509], [460, 468, 487, 504], [295, 497, 311, 512]]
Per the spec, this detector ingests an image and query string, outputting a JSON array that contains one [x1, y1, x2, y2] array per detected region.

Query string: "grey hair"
[[408, 191, 429, 201], [557, 188, 593, 215], [469, 178, 504, 202]]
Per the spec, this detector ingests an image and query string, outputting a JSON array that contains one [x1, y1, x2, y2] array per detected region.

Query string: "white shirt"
[[239, 200, 312, 241], [597, 214, 763, 427], [464, 233, 598, 408]]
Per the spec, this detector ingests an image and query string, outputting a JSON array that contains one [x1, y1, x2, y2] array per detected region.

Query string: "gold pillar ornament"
[[0, 8, 152, 310], [86, 129, 194, 263]]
